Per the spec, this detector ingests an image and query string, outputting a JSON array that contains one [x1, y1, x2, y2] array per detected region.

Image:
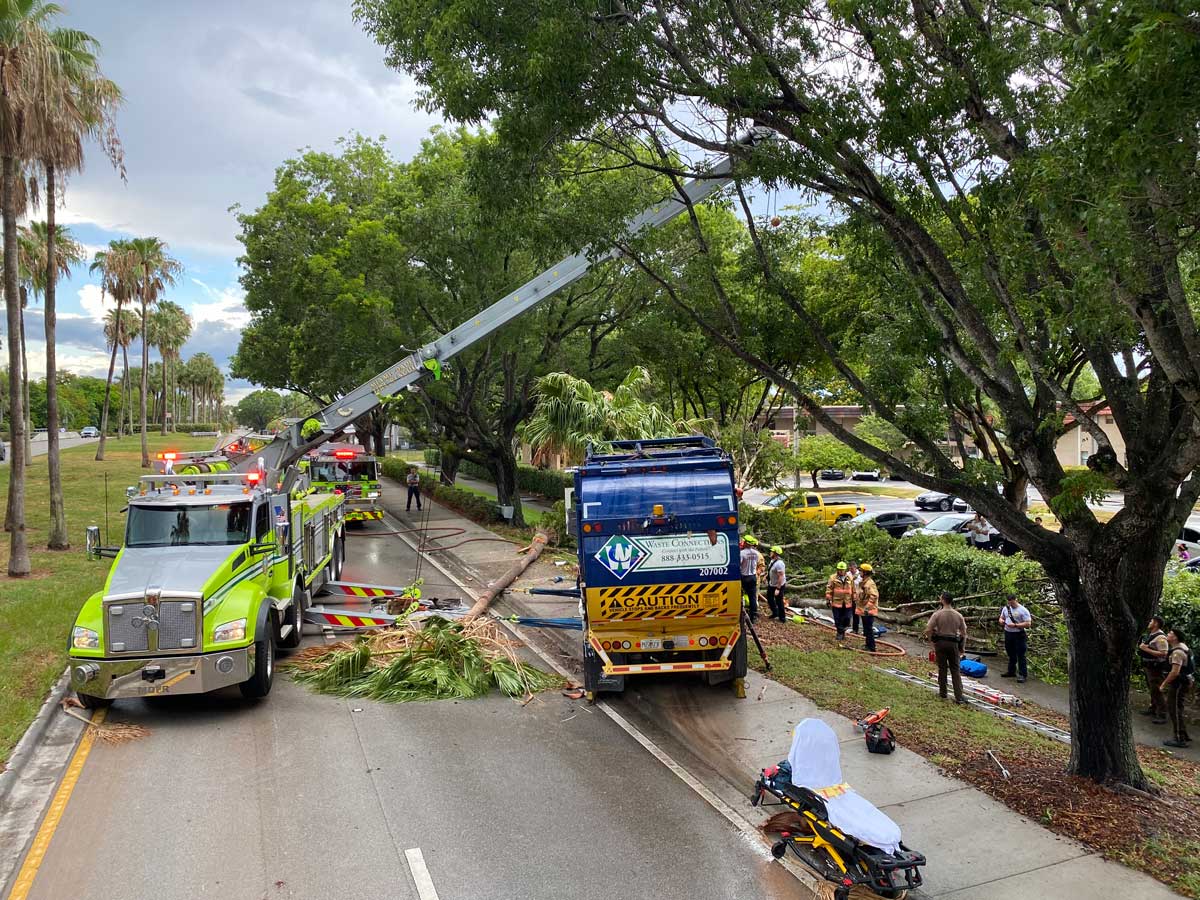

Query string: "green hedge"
[[739, 504, 1043, 606], [175, 423, 220, 433], [458, 459, 574, 501], [380, 457, 501, 524], [1161, 570, 1200, 641]]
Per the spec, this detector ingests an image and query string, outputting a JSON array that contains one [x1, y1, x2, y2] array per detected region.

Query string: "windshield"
[[126, 503, 252, 547], [925, 515, 964, 532], [762, 494, 789, 508], [310, 460, 378, 482]]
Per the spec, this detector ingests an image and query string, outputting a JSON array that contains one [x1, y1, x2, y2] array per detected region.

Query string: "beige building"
[[1055, 406, 1126, 468]]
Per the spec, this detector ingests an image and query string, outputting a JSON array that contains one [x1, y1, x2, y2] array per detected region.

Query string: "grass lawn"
[[751, 618, 1200, 898], [815, 483, 923, 499], [0, 434, 212, 768]]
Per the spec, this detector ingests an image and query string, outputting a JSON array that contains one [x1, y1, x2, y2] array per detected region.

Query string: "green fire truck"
[[71, 470, 345, 705], [303, 443, 383, 524]]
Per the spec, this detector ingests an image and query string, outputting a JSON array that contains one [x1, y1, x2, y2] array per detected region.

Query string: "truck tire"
[[836, 514, 852, 523], [239, 627, 275, 699], [278, 582, 307, 649], [77, 691, 112, 710], [331, 533, 344, 580]]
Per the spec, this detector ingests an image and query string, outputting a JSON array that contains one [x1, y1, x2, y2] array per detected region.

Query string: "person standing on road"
[[998, 594, 1032, 683], [405, 466, 423, 512], [766, 546, 787, 621], [1162, 628, 1193, 748], [1137, 615, 1171, 725], [924, 592, 968, 703], [856, 563, 880, 652], [740, 536, 762, 623], [967, 512, 992, 552], [825, 562, 855, 642], [848, 560, 862, 634]]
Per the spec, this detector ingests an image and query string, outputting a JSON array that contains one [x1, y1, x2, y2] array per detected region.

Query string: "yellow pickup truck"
[[757, 491, 866, 526]]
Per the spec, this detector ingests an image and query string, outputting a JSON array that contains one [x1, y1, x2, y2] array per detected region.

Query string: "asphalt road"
[[0, 434, 97, 465], [10, 517, 799, 900]]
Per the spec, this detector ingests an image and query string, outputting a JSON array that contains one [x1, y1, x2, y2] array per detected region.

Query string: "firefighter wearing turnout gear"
[[855, 563, 880, 652], [826, 562, 855, 641]]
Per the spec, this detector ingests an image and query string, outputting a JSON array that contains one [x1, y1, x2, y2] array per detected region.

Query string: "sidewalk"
[[379, 478, 1185, 900]]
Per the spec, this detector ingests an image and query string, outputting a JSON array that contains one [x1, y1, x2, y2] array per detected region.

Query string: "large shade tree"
[[358, 0, 1200, 787]]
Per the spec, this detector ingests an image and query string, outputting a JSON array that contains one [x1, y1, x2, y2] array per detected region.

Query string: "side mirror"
[[86, 525, 101, 561], [249, 542, 274, 556]]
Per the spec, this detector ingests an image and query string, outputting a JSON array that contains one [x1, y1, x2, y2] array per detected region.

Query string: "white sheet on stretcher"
[[787, 718, 902, 854]]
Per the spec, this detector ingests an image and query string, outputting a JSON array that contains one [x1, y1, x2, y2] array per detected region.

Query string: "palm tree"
[[522, 366, 694, 464], [18, 220, 83, 546], [91, 239, 135, 460], [126, 237, 181, 466], [147, 300, 190, 434], [0, 0, 70, 573]]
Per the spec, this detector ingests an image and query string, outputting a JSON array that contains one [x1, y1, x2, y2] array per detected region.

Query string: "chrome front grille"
[[157, 600, 198, 650], [105, 594, 201, 654], [106, 603, 150, 653]]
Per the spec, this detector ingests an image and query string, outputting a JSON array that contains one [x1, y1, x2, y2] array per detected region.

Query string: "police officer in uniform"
[[924, 592, 968, 703], [1162, 627, 1193, 748], [1137, 615, 1171, 725]]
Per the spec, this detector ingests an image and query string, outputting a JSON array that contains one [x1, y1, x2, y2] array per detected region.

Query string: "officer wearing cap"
[[766, 546, 787, 621], [856, 563, 880, 652], [739, 535, 762, 622], [825, 561, 855, 641]]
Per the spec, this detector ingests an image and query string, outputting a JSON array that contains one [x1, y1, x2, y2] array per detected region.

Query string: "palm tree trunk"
[[96, 305, 120, 461], [4, 154, 31, 574], [160, 351, 168, 435], [139, 277, 149, 466], [44, 167, 68, 548], [20, 301, 31, 466], [121, 338, 130, 436]]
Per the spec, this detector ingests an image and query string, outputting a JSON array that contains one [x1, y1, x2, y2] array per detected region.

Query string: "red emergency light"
[[333, 449, 356, 459], [246, 472, 262, 484]]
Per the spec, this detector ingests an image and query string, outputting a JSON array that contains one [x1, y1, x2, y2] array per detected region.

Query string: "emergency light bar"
[[333, 449, 356, 459]]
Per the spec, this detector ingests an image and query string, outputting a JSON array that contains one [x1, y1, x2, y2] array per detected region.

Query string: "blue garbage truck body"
[[573, 437, 748, 699]]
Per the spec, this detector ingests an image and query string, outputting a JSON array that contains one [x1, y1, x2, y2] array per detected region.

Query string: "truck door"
[[271, 493, 292, 580]]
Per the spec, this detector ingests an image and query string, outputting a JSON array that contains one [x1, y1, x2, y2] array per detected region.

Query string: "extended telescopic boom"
[[245, 132, 765, 478]]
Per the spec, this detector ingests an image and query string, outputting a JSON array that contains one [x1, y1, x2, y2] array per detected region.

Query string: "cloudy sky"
[[10, 1, 444, 405]]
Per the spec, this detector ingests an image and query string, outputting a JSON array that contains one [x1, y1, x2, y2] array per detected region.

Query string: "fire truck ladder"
[[875, 666, 1072, 745], [241, 129, 769, 481]]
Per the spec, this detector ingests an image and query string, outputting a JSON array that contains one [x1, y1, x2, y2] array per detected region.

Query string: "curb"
[[0, 667, 73, 809]]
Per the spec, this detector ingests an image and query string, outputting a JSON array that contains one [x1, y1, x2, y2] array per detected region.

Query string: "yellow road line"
[[7, 708, 104, 900]]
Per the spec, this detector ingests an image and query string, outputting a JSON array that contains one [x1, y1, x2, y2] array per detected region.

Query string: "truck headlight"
[[72, 626, 100, 649], [213, 618, 247, 643]]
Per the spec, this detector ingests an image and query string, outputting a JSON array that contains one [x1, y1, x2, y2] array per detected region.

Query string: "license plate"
[[639, 638, 662, 650]]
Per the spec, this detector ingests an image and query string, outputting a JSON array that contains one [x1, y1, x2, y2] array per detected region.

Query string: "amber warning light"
[[157, 451, 178, 461]]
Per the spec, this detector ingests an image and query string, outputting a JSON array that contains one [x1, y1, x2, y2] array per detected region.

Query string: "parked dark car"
[[915, 491, 959, 512], [820, 469, 845, 480], [843, 510, 927, 538]]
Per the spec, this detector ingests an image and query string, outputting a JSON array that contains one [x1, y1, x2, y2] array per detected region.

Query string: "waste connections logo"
[[594, 534, 645, 579]]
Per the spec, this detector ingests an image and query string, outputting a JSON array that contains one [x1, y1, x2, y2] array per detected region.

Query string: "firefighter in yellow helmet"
[[856, 563, 880, 652], [825, 562, 854, 641]]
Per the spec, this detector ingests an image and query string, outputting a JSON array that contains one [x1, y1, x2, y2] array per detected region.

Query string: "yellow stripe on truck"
[[587, 580, 739, 620]]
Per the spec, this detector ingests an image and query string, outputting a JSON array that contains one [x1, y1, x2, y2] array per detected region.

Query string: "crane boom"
[[246, 135, 761, 477]]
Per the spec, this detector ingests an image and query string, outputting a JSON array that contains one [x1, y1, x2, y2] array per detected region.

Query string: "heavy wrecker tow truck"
[[69, 131, 765, 706]]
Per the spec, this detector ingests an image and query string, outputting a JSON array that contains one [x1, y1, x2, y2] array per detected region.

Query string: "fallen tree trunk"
[[464, 530, 551, 620]]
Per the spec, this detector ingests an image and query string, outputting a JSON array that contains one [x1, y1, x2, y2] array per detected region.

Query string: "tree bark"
[[20, 299, 30, 465], [44, 168, 68, 549], [139, 280, 150, 466], [4, 154, 30, 575], [439, 448, 460, 485], [160, 351, 168, 435], [491, 444, 524, 527]]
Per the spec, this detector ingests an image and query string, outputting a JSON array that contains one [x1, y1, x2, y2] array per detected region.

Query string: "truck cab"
[[759, 491, 865, 526], [70, 469, 344, 705], [303, 444, 383, 525], [574, 436, 748, 699]]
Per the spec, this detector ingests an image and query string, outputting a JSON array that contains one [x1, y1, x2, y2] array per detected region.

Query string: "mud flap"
[[583, 642, 624, 695]]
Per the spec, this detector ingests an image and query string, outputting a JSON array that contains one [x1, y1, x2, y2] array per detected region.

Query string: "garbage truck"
[[573, 437, 748, 699]]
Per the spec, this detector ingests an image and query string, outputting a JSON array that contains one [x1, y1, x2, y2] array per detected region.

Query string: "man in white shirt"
[[998, 594, 1032, 682], [766, 546, 787, 621], [739, 536, 762, 623]]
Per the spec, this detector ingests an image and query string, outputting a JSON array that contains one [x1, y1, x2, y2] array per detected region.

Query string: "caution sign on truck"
[[573, 437, 748, 699]]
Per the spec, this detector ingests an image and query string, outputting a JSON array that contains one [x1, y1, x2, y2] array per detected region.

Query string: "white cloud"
[[77, 282, 116, 323], [190, 279, 251, 328]]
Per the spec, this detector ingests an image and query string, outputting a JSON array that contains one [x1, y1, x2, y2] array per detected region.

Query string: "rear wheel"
[[77, 691, 112, 710], [332, 533, 344, 580], [940, 499, 952, 511], [836, 514, 852, 523], [239, 625, 275, 699]]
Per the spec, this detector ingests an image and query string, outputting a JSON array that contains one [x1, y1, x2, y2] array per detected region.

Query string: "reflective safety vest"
[[826, 574, 854, 608], [855, 578, 879, 616]]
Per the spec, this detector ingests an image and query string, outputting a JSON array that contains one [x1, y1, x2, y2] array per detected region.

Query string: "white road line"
[[380, 510, 824, 894], [404, 847, 442, 900]]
